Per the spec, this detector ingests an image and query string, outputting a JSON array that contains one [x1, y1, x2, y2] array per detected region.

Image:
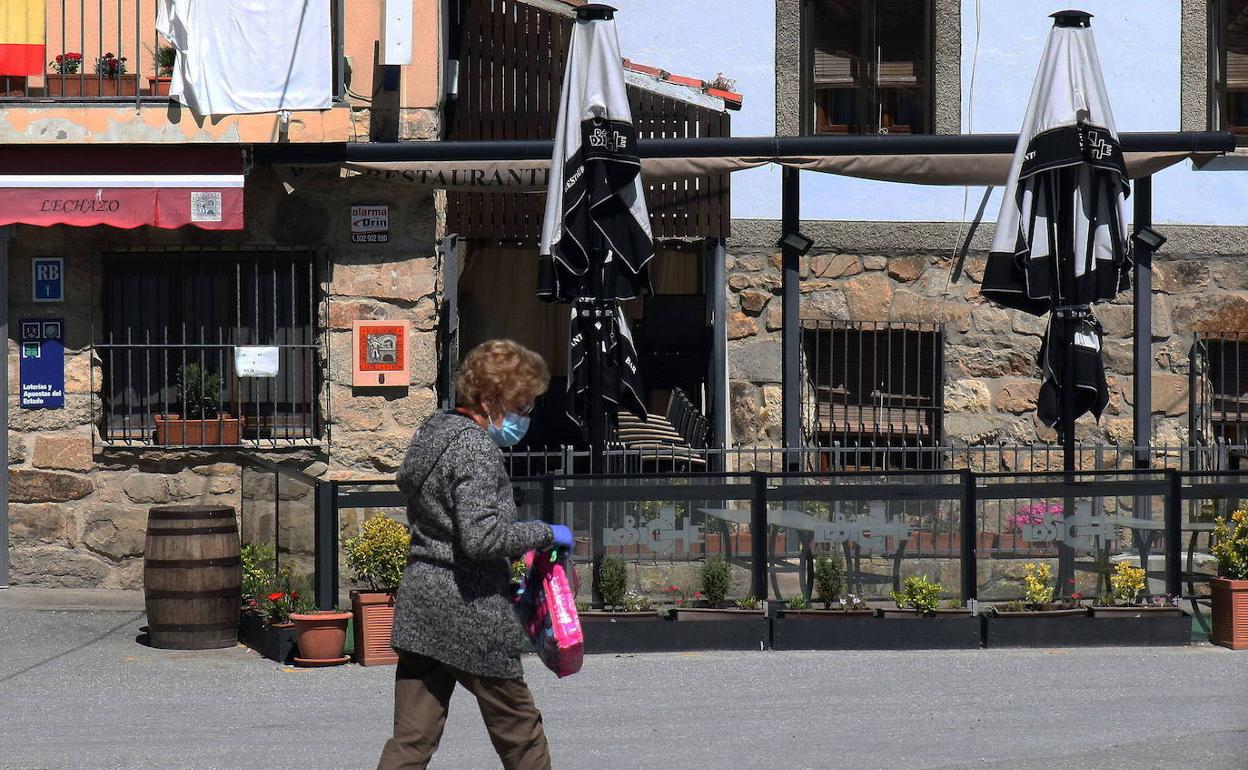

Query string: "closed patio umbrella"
[[981, 9, 1131, 595], [981, 9, 1130, 452], [539, 3, 651, 469]]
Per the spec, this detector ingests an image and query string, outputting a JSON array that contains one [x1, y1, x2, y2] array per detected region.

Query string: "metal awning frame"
[[257, 130, 1236, 474]]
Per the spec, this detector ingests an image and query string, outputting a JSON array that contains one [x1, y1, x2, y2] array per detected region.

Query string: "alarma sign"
[[350, 205, 389, 243]]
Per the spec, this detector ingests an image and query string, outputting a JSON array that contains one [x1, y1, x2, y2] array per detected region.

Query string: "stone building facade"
[[722, 221, 1248, 465], [6, 168, 443, 588]]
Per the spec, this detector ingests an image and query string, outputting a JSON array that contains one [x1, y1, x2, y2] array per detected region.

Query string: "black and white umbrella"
[[981, 10, 1130, 438], [539, 4, 651, 450]]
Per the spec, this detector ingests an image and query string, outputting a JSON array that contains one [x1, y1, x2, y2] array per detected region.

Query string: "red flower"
[[1071, 593, 1082, 600], [267, 592, 285, 602], [693, 592, 703, 598]]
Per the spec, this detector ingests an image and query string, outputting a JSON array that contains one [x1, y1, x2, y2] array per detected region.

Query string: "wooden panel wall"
[[447, 0, 731, 240]]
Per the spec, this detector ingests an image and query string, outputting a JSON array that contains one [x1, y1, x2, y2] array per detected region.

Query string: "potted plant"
[[1211, 507, 1248, 650], [345, 513, 410, 666], [1088, 562, 1182, 616], [980, 563, 1094, 648], [882, 575, 968, 617], [290, 607, 353, 666], [670, 556, 756, 620], [147, 44, 176, 95], [155, 362, 243, 446], [778, 555, 871, 619], [237, 549, 305, 664], [46, 52, 137, 97], [578, 555, 655, 623]]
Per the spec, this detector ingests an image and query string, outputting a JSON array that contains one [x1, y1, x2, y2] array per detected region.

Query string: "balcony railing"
[[0, 0, 346, 104]]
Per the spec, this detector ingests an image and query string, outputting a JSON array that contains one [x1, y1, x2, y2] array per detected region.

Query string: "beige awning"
[[285, 149, 1218, 192]]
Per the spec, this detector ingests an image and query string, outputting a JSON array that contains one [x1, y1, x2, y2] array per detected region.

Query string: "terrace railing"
[[0, 0, 347, 104], [305, 464, 1245, 633]]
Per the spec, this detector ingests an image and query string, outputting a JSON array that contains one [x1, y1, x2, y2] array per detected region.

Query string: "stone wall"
[[6, 167, 442, 588], [723, 243, 1248, 458]]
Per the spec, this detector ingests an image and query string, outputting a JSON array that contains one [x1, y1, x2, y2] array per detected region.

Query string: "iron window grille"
[[1211, 0, 1248, 135], [804, 0, 934, 136], [1192, 332, 1248, 446], [801, 320, 945, 468], [95, 250, 324, 448]]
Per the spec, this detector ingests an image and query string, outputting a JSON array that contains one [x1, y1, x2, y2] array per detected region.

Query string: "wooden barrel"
[[143, 505, 241, 650]]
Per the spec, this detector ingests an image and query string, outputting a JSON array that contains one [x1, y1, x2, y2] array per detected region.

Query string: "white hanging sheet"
[[158, 0, 332, 116]]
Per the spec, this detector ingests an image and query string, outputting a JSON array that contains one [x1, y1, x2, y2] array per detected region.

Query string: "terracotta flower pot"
[[1211, 577, 1248, 650], [44, 74, 139, 97], [351, 590, 399, 666], [291, 610, 352, 666], [155, 414, 243, 446], [147, 76, 172, 96]]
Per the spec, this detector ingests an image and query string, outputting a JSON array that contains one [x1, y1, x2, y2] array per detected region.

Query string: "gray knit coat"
[[390, 411, 553, 678]]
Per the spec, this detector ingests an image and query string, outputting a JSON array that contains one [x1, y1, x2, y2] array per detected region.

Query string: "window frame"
[[1210, 0, 1248, 134], [1192, 331, 1248, 446], [801, 0, 936, 137], [94, 248, 327, 449], [800, 319, 946, 464]]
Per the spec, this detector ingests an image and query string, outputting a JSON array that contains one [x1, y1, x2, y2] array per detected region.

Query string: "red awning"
[[0, 147, 244, 230]]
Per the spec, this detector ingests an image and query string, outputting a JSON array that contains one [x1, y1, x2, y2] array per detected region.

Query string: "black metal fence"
[[498, 442, 1246, 477], [293, 465, 1244, 637]]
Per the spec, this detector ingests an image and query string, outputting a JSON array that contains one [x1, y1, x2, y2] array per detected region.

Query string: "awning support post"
[[1132, 176, 1154, 465], [707, 238, 728, 467], [438, 235, 460, 410], [781, 167, 801, 471]]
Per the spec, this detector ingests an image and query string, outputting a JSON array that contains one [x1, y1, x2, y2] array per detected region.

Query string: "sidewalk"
[[1, 594, 1246, 769], [0, 586, 145, 612]]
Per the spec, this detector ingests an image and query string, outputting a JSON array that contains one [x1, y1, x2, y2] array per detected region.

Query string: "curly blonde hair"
[[456, 339, 550, 412]]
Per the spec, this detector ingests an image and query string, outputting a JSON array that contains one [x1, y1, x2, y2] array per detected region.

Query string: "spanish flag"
[[0, 0, 45, 77]]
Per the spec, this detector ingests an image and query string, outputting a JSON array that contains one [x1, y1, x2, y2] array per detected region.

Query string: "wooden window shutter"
[[1225, 1, 1248, 89], [811, 1, 863, 85], [875, 0, 927, 87]]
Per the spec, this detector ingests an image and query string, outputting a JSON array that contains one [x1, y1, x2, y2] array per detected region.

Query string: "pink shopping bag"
[[516, 549, 583, 677]]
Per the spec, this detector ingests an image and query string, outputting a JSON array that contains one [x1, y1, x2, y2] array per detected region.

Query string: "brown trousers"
[[376, 651, 551, 770]]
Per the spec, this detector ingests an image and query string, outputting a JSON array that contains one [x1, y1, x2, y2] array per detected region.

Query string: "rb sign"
[[33, 257, 64, 302]]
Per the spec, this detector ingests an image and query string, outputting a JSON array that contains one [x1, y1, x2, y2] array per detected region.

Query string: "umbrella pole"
[[587, 241, 608, 609], [1058, 167, 1077, 595]]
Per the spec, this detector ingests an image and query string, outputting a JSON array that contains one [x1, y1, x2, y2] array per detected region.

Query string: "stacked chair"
[[614, 388, 709, 471]]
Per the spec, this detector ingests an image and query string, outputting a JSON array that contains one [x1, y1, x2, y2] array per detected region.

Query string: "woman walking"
[[377, 339, 573, 770]]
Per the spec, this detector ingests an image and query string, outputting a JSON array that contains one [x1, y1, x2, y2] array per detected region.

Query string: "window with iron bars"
[[801, 320, 944, 469], [96, 251, 323, 448], [1192, 332, 1248, 446]]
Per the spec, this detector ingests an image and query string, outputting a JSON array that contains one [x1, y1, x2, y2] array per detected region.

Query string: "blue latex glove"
[[550, 524, 574, 550]]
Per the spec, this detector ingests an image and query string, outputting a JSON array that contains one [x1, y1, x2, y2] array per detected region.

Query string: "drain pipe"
[[1, 226, 11, 588]]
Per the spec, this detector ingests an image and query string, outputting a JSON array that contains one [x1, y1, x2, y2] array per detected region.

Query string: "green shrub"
[[735, 595, 760, 610], [600, 555, 628, 609], [891, 575, 942, 614], [813, 554, 845, 608], [1212, 508, 1248, 580], [176, 362, 222, 418], [786, 595, 809, 610], [241, 542, 276, 605], [344, 514, 410, 592], [700, 556, 732, 606]]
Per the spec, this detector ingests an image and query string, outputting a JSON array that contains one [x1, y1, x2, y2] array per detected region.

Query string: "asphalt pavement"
[[1, 589, 1246, 770]]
